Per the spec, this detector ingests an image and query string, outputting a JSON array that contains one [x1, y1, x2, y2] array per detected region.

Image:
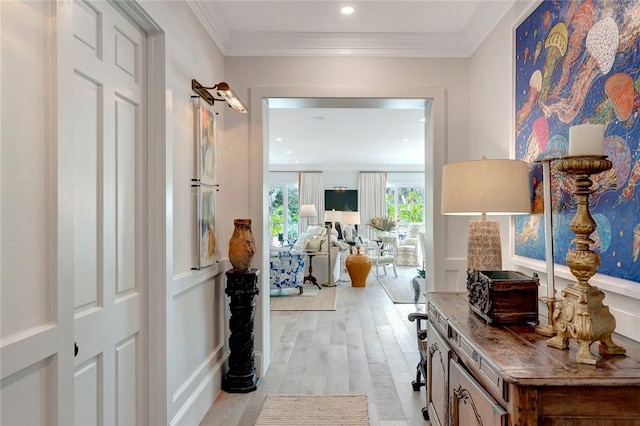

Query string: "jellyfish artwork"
[[543, 134, 569, 159], [533, 40, 542, 65], [634, 223, 640, 261], [543, 9, 552, 30], [517, 215, 541, 245], [591, 213, 612, 253], [617, 159, 640, 206], [531, 179, 545, 214], [604, 73, 635, 122], [593, 134, 632, 202], [550, 1, 595, 99], [540, 22, 568, 102], [586, 16, 620, 75], [523, 116, 549, 163], [516, 72, 543, 134]]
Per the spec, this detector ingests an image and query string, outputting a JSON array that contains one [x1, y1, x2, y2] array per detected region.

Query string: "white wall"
[[139, 2, 231, 424], [469, 2, 640, 342]]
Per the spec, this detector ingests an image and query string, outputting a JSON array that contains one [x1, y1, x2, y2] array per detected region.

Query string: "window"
[[268, 184, 299, 243], [387, 186, 424, 224]]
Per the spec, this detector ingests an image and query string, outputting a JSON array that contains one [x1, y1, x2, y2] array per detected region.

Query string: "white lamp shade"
[[441, 158, 531, 215], [299, 204, 317, 218], [341, 211, 361, 225], [324, 209, 342, 223]]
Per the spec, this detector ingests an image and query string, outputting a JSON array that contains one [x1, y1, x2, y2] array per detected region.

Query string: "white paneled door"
[[72, 1, 147, 424]]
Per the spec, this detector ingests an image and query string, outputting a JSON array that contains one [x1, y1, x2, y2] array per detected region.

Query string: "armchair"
[[395, 223, 423, 266], [370, 236, 397, 277], [269, 250, 307, 294]]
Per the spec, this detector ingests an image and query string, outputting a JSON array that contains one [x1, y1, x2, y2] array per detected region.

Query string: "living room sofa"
[[293, 226, 349, 285]]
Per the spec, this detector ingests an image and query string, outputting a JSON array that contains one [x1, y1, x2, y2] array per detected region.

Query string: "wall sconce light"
[[191, 79, 248, 113]]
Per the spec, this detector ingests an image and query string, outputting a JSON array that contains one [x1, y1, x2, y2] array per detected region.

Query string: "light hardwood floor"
[[200, 266, 430, 425]]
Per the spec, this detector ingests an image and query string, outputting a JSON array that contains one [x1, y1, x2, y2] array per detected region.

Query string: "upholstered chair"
[[269, 250, 307, 294], [395, 223, 423, 266]]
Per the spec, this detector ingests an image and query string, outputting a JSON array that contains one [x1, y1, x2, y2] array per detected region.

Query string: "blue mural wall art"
[[514, 0, 640, 283]]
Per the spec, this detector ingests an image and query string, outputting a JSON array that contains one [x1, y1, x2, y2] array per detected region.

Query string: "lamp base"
[[468, 220, 501, 270]]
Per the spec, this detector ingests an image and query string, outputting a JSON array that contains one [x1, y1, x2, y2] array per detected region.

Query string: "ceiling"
[[188, 1, 516, 169]]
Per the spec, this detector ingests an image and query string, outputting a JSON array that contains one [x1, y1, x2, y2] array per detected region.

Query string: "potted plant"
[[368, 216, 397, 238]]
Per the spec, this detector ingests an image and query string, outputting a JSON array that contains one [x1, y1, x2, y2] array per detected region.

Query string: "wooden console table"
[[425, 292, 640, 426]]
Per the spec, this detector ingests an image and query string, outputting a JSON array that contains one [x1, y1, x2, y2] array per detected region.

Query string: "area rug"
[[269, 284, 337, 311], [377, 274, 425, 304], [255, 394, 369, 425]]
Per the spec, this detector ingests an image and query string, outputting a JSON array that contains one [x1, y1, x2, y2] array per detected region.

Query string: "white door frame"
[[248, 86, 446, 375]]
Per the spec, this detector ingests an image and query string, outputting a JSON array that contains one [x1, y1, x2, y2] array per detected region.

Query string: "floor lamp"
[[441, 158, 531, 270]]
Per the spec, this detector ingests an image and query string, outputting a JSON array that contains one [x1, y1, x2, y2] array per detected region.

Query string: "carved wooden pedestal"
[[222, 269, 260, 393]]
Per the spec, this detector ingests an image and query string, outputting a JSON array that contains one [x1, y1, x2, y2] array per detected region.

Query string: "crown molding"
[[188, 0, 516, 58], [186, 0, 229, 54], [224, 32, 469, 57], [463, 0, 515, 55]]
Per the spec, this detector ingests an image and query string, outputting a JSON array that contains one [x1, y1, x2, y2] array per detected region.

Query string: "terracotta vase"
[[228, 219, 257, 272], [345, 246, 372, 287]]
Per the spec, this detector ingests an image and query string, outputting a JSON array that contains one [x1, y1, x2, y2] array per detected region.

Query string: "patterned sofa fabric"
[[269, 249, 306, 292]]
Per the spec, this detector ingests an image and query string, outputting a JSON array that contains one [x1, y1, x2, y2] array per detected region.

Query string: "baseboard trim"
[[168, 355, 226, 426]]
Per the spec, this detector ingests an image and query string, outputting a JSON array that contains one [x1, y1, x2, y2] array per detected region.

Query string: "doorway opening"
[[248, 86, 446, 377]]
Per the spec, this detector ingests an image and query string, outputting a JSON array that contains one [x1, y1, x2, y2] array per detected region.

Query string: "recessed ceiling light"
[[275, 137, 282, 141], [341, 6, 354, 15], [286, 150, 292, 154], [403, 138, 409, 142], [420, 118, 426, 122]]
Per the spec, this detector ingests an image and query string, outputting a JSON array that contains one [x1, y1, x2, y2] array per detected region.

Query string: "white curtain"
[[358, 172, 387, 239], [298, 172, 325, 232]]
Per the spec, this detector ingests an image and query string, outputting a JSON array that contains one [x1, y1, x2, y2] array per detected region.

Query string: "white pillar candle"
[[568, 124, 604, 156]]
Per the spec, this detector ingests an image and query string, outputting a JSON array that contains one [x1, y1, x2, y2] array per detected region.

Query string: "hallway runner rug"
[[255, 394, 369, 425], [269, 284, 337, 311]]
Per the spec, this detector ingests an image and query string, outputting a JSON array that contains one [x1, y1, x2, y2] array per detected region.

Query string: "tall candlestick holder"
[[547, 155, 625, 365]]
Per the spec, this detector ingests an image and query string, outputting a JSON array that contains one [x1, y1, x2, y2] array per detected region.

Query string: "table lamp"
[[441, 157, 530, 270], [324, 209, 342, 236], [341, 211, 361, 242]]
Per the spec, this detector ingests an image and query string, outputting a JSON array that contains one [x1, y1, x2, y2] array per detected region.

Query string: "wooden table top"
[[427, 292, 640, 386]]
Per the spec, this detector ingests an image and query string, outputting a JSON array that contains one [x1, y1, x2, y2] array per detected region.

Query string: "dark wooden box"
[[466, 270, 539, 324]]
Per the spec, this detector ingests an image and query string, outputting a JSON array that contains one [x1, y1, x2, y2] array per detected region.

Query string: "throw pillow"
[[306, 225, 325, 236], [293, 232, 311, 251], [304, 235, 322, 251]]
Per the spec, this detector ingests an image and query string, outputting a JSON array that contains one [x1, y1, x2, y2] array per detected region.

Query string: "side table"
[[222, 269, 260, 393], [303, 252, 323, 289]]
